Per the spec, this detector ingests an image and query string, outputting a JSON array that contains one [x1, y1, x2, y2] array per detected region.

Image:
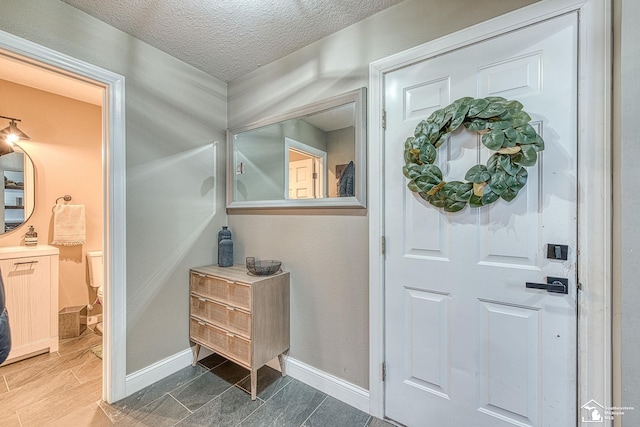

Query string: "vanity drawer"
[[190, 294, 251, 338], [190, 272, 251, 310], [190, 318, 251, 366]]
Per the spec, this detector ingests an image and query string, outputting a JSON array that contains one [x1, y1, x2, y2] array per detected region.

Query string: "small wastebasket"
[[59, 305, 87, 339]]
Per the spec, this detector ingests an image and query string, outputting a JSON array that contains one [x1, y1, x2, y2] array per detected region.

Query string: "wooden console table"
[[189, 264, 290, 400]]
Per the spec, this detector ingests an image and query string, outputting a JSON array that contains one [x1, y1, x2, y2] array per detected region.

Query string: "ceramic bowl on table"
[[246, 257, 282, 276]]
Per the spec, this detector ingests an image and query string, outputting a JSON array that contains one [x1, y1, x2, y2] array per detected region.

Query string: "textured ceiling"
[[60, 0, 405, 82]]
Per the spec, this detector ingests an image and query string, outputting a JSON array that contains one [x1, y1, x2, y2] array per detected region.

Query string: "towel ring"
[[55, 195, 72, 204]]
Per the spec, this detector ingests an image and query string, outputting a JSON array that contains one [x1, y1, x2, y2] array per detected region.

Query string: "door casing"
[[368, 0, 612, 422], [0, 30, 127, 403], [284, 137, 327, 199]]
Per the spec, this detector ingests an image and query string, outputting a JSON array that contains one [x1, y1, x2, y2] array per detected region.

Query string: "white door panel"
[[288, 158, 314, 199], [384, 13, 578, 427]]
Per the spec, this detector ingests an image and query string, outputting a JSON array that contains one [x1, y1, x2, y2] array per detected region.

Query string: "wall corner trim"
[[285, 357, 370, 413], [125, 348, 193, 397]]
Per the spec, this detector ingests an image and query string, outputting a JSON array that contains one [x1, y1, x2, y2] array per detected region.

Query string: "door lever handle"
[[526, 277, 569, 294]]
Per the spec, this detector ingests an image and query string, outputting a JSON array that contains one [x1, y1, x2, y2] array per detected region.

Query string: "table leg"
[[191, 343, 201, 367], [278, 353, 287, 376], [250, 369, 257, 400]]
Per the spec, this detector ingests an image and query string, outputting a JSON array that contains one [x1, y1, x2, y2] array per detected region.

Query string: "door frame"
[[368, 0, 612, 422], [284, 137, 328, 199], [0, 30, 127, 402]]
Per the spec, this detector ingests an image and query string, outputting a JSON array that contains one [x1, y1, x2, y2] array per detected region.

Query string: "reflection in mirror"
[[228, 88, 366, 209], [285, 137, 327, 199], [0, 145, 35, 233]]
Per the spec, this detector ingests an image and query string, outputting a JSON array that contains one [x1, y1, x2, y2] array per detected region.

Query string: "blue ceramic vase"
[[218, 226, 233, 267]]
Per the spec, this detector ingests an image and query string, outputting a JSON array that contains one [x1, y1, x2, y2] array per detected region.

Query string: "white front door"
[[384, 13, 578, 427]]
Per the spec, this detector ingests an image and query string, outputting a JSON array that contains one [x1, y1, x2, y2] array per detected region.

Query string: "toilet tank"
[[86, 250, 103, 289]]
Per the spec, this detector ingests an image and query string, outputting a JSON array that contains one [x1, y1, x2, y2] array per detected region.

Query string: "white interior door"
[[384, 13, 578, 427], [289, 158, 315, 199]]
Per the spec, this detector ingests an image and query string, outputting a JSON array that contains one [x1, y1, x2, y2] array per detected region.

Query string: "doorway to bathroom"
[[0, 31, 126, 402]]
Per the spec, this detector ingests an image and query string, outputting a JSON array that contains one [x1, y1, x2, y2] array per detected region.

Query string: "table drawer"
[[190, 318, 251, 366], [190, 272, 251, 310], [190, 294, 251, 338]]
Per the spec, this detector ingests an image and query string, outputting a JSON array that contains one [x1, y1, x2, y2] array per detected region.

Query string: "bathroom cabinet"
[[189, 264, 290, 400], [0, 245, 60, 364]]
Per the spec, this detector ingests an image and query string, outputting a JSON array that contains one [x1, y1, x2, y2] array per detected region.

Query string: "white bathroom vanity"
[[0, 245, 59, 364]]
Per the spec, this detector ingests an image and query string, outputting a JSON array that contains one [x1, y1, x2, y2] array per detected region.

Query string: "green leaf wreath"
[[403, 96, 544, 212]]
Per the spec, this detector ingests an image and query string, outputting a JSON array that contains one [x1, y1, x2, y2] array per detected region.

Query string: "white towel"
[[51, 204, 86, 246]]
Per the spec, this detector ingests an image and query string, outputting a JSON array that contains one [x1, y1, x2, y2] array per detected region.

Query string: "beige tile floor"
[[0, 328, 108, 426]]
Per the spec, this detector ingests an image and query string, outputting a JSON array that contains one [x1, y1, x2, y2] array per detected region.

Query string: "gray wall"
[[236, 125, 288, 202], [618, 0, 640, 424], [234, 119, 327, 201], [227, 0, 540, 389], [1, 0, 228, 373]]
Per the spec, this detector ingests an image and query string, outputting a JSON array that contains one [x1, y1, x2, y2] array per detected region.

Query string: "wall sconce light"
[[0, 115, 30, 156]]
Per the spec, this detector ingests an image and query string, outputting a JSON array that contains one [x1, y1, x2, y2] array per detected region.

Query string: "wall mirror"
[[227, 87, 366, 209], [0, 145, 35, 233]]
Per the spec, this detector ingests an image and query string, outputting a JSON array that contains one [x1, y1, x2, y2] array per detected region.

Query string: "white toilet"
[[86, 251, 103, 333]]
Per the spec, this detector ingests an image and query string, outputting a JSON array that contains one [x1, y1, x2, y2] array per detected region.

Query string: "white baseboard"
[[123, 348, 370, 415], [285, 357, 370, 413], [125, 348, 194, 396]]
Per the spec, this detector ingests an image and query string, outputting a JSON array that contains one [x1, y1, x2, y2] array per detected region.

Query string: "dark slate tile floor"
[[101, 354, 396, 427]]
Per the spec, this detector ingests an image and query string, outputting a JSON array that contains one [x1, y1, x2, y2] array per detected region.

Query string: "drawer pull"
[[198, 297, 206, 302], [226, 306, 235, 311], [14, 260, 39, 265], [226, 332, 235, 337], [197, 321, 205, 326]]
